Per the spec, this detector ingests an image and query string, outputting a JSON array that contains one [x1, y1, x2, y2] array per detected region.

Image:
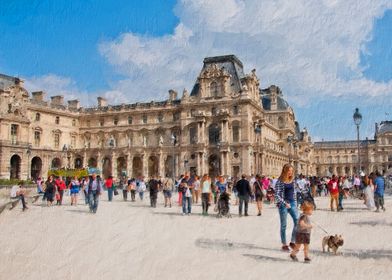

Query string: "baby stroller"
[[215, 192, 231, 218], [297, 186, 317, 210], [266, 187, 275, 204]]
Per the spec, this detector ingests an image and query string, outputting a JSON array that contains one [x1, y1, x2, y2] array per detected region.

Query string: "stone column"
[[159, 153, 164, 178], [83, 151, 87, 168], [97, 152, 103, 175], [127, 153, 133, 178], [112, 151, 117, 178], [220, 152, 224, 175], [143, 154, 148, 178]]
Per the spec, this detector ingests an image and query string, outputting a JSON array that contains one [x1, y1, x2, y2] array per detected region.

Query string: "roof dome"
[[378, 121, 392, 135]]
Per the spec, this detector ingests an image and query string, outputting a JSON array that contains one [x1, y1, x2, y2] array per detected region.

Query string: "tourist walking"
[[179, 173, 192, 215], [254, 175, 264, 216], [235, 174, 252, 217], [327, 175, 339, 211], [201, 174, 212, 215], [374, 171, 386, 212], [105, 176, 114, 202], [45, 175, 56, 207], [193, 176, 201, 204], [337, 176, 344, 211], [137, 178, 146, 201], [55, 176, 66, 205], [68, 176, 81, 206], [120, 176, 128, 201], [129, 178, 137, 202], [275, 163, 299, 251], [162, 177, 173, 207], [148, 176, 161, 208], [82, 176, 90, 204], [88, 173, 103, 213], [363, 174, 375, 210]]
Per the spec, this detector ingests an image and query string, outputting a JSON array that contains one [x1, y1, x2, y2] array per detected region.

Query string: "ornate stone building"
[[0, 55, 313, 180], [313, 121, 392, 176]]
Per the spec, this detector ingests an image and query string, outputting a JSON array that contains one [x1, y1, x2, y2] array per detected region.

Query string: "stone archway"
[[51, 158, 62, 169], [117, 156, 127, 178], [102, 157, 112, 179], [88, 157, 97, 168], [132, 157, 143, 178], [148, 156, 159, 178], [74, 157, 83, 169], [10, 154, 21, 179], [208, 154, 220, 178], [165, 155, 174, 178], [31, 156, 42, 180]]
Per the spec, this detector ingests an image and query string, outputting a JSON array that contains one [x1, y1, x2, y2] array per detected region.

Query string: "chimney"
[[31, 91, 46, 102], [51, 95, 64, 106], [168, 89, 177, 101], [68, 99, 80, 110], [97, 97, 107, 107]]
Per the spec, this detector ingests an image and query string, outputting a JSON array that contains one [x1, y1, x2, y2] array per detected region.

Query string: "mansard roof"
[[260, 86, 290, 111], [191, 54, 245, 96], [313, 139, 376, 148], [378, 121, 392, 135], [0, 74, 22, 90]]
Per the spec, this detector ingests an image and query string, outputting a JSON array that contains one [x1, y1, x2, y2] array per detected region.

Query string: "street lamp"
[[171, 134, 177, 182], [353, 108, 362, 175], [254, 123, 262, 173]]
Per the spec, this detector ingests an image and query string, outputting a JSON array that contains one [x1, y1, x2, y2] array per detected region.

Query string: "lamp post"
[[217, 141, 221, 175], [353, 108, 362, 175], [171, 133, 177, 183], [254, 123, 262, 173]]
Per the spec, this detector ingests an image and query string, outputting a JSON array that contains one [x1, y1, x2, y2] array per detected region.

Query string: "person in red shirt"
[[327, 175, 339, 211], [55, 176, 67, 205], [105, 176, 114, 201]]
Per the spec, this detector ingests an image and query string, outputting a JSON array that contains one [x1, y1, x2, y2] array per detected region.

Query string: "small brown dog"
[[322, 235, 344, 255]]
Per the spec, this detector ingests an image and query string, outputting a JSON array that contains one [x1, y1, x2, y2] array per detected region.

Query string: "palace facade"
[[1, 55, 390, 181]]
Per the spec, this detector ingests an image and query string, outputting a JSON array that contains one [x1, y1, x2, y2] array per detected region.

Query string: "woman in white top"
[[193, 176, 201, 204], [201, 174, 212, 216]]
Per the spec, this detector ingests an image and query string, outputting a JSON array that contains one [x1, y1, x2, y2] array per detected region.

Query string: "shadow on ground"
[[195, 238, 392, 261]]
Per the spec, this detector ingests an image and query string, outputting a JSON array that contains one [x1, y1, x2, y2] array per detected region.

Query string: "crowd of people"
[[9, 166, 388, 263]]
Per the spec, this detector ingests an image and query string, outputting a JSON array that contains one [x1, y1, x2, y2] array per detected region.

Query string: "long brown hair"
[[279, 163, 294, 183]]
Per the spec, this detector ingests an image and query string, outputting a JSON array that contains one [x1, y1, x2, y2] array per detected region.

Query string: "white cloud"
[[99, 0, 392, 106], [24, 74, 98, 106]]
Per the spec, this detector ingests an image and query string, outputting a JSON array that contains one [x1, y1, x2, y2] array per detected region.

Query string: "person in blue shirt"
[[216, 176, 227, 194], [374, 171, 386, 212], [275, 163, 298, 251]]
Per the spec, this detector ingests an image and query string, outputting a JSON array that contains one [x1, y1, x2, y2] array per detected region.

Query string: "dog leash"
[[312, 221, 329, 235]]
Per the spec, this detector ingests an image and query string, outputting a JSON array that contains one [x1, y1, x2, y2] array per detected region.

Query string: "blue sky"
[[0, 0, 391, 141]]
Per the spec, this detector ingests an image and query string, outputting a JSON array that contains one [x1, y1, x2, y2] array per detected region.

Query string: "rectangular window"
[[72, 119, 76, 126], [233, 106, 239, 115], [71, 136, 76, 148], [158, 114, 163, 123], [128, 116, 133, 125], [34, 131, 41, 146], [87, 120, 91, 127], [114, 117, 118, 125], [232, 126, 239, 142], [10, 124, 18, 144], [54, 134, 60, 148], [100, 119, 104, 126], [55, 116, 60, 124], [173, 112, 180, 121], [35, 113, 41, 121], [142, 115, 147, 124]]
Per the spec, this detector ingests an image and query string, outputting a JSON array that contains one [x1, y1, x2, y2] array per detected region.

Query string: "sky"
[[0, 0, 391, 141]]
